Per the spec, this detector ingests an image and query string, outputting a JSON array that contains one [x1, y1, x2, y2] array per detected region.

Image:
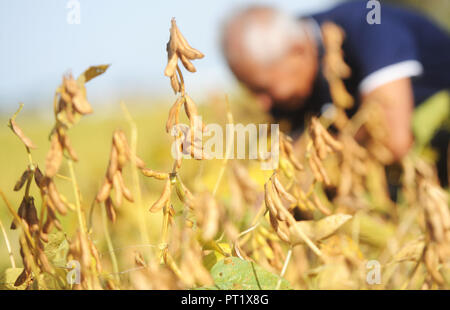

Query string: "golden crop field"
[[0, 17, 448, 291]]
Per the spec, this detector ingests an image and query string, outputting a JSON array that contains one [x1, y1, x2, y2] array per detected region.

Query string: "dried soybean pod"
[[72, 85, 93, 115], [179, 53, 196, 73], [62, 134, 79, 161], [149, 179, 171, 213], [96, 179, 112, 202], [264, 182, 278, 219], [308, 154, 323, 183], [166, 97, 183, 133], [175, 178, 195, 209], [89, 239, 102, 273], [273, 174, 297, 205], [269, 211, 290, 243], [14, 169, 32, 191], [312, 192, 331, 216], [14, 269, 30, 287], [174, 21, 204, 59], [113, 132, 128, 168], [269, 181, 287, 221], [45, 133, 63, 177], [48, 181, 68, 215], [322, 129, 343, 152], [170, 75, 180, 94], [117, 171, 134, 203], [112, 172, 123, 207], [26, 197, 39, 233], [183, 94, 198, 120], [134, 155, 146, 169], [10, 197, 27, 230], [34, 166, 46, 189], [283, 137, 304, 170], [164, 52, 179, 77], [311, 150, 330, 185], [107, 147, 119, 181], [141, 168, 169, 180]]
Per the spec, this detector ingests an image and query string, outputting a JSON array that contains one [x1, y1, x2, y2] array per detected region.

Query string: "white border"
[[359, 60, 423, 94]]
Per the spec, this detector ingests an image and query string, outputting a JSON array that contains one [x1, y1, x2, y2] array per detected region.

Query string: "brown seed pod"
[[134, 155, 146, 169], [105, 197, 116, 222], [112, 171, 123, 207], [173, 20, 204, 60], [72, 87, 93, 115], [183, 94, 198, 121], [281, 135, 304, 171], [106, 147, 119, 182], [88, 238, 102, 273], [166, 97, 183, 133], [149, 179, 171, 213], [48, 181, 68, 215], [10, 197, 27, 230], [96, 179, 112, 202], [61, 134, 78, 162], [14, 269, 30, 287], [179, 53, 196, 73], [269, 181, 287, 221], [25, 197, 39, 234], [141, 168, 169, 180], [117, 172, 134, 203], [272, 174, 297, 205], [14, 169, 32, 191], [312, 192, 331, 216], [264, 182, 278, 219], [269, 211, 290, 243], [170, 74, 180, 94], [45, 133, 63, 178], [164, 51, 179, 77], [34, 166, 47, 189], [175, 178, 195, 209]]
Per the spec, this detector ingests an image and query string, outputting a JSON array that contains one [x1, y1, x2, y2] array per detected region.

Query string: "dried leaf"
[[9, 119, 36, 149]]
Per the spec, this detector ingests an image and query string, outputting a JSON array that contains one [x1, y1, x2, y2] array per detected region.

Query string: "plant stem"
[[67, 159, 86, 235], [212, 95, 234, 197], [276, 247, 292, 290], [0, 216, 16, 268], [101, 203, 120, 282], [120, 102, 151, 254]]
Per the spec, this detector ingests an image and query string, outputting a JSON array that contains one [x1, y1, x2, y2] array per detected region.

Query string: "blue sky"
[[0, 0, 339, 110]]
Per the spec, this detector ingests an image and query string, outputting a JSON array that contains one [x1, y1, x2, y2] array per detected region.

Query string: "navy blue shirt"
[[271, 1, 450, 131]]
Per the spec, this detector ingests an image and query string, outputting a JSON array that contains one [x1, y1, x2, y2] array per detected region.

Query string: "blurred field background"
[[0, 0, 448, 289]]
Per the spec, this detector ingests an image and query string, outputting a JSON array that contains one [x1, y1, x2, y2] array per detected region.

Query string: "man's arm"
[[362, 77, 414, 161]]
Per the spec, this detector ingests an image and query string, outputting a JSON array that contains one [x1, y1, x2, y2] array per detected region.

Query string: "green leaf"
[[78, 64, 110, 84], [210, 257, 291, 290], [44, 232, 69, 267], [0, 268, 26, 290], [412, 90, 450, 149]]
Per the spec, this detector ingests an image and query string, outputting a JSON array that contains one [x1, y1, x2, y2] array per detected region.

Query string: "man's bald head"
[[222, 6, 307, 68], [221, 6, 319, 111]]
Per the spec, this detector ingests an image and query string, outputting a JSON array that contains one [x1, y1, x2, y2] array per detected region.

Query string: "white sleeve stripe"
[[358, 60, 423, 94]]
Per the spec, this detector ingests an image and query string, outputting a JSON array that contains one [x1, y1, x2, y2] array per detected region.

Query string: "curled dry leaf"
[[9, 119, 36, 149]]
